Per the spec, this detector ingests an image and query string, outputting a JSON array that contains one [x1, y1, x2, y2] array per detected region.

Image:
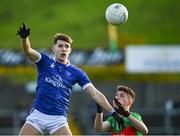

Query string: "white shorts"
[[25, 109, 68, 135]]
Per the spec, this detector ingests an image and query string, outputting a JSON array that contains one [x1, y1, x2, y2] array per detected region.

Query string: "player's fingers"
[[22, 23, 26, 29], [19, 27, 22, 31], [114, 98, 122, 107], [16, 30, 20, 35]]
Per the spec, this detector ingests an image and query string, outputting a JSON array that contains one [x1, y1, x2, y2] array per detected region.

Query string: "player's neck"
[[55, 58, 70, 65], [125, 106, 130, 111]]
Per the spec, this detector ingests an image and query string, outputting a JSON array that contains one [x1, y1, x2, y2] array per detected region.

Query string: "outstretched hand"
[[17, 23, 30, 39], [114, 98, 131, 117]]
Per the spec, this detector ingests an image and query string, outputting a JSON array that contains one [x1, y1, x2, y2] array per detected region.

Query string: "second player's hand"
[[17, 23, 30, 39], [114, 98, 131, 117]]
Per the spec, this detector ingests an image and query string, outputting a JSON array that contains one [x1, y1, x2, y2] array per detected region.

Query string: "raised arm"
[[85, 85, 124, 124], [85, 85, 113, 112], [17, 23, 40, 62]]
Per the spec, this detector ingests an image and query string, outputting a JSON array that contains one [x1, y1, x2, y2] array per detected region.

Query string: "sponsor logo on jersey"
[[45, 75, 66, 89]]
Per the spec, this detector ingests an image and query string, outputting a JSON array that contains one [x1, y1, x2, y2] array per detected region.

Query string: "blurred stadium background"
[[0, 0, 180, 135]]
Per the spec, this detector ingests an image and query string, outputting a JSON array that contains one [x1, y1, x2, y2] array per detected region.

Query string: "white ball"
[[105, 3, 128, 26]]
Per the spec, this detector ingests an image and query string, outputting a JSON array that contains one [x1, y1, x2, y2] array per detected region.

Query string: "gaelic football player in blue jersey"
[[17, 23, 123, 135]]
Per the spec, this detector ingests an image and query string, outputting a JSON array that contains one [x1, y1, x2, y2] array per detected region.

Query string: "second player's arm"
[[128, 114, 148, 134], [94, 112, 111, 132], [22, 37, 40, 62]]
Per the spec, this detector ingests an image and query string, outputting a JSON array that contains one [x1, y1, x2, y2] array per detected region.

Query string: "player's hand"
[[96, 103, 103, 113], [114, 98, 131, 117], [17, 23, 30, 39], [112, 111, 124, 124]]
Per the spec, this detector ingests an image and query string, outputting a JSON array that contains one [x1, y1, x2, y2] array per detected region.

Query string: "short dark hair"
[[116, 85, 136, 101], [54, 33, 73, 44]]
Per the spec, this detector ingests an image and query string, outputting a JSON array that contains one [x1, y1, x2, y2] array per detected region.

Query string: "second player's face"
[[53, 40, 71, 64], [113, 91, 131, 108]]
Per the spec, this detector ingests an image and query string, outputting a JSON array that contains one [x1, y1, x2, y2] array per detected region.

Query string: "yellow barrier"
[[0, 65, 180, 82]]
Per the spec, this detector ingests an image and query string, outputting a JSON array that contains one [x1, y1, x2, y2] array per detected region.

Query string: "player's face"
[[52, 40, 71, 64], [113, 91, 132, 108]]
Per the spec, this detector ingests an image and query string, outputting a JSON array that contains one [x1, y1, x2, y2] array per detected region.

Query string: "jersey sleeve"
[[77, 69, 92, 90], [35, 53, 51, 72], [33, 51, 42, 63], [35, 52, 45, 64], [106, 116, 114, 125], [131, 112, 142, 121]]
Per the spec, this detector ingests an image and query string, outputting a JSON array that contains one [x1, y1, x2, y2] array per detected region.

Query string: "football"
[[105, 3, 128, 26]]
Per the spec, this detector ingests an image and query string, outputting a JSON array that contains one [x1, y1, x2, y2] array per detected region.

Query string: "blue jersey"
[[32, 53, 91, 116]]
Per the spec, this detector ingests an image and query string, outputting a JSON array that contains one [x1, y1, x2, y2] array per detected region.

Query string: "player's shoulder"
[[131, 112, 142, 121], [69, 63, 85, 72], [131, 111, 141, 117], [131, 111, 141, 116], [34, 52, 54, 64], [37, 52, 53, 62]]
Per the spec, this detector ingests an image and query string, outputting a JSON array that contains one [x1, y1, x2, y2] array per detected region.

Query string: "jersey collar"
[[53, 57, 70, 66]]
